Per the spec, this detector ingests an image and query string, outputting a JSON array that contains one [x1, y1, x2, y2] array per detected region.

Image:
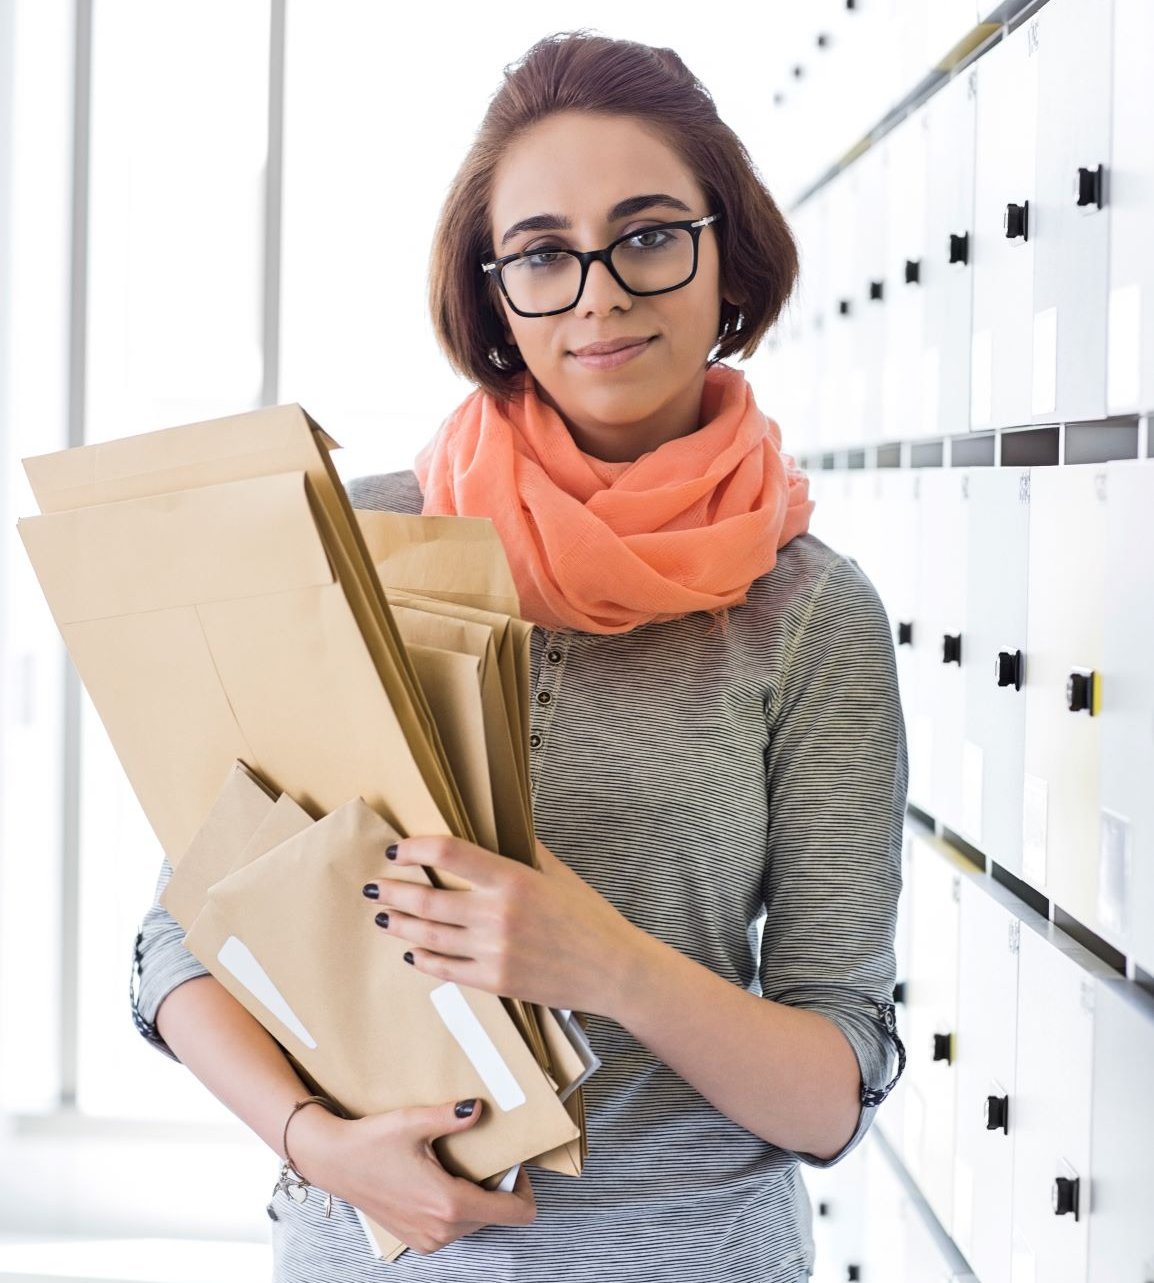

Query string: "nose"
[[576, 257, 631, 316]]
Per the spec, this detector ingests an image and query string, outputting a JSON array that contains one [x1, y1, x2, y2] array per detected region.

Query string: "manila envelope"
[[21, 403, 469, 851], [184, 796, 582, 1258], [17, 469, 464, 863], [392, 608, 528, 864], [353, 510, 534, 806]]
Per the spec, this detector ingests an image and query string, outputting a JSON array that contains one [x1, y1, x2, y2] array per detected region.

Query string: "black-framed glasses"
[[481, 212, 723, 318]]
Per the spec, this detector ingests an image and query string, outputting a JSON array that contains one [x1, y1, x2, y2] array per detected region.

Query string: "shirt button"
[[546, 649, 562, 664], [529, 733, 542, 749], [536, 690, 552, 706]]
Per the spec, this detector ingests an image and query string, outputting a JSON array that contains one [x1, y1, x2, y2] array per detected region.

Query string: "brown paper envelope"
[[390, 605, 522, 858], [21, 404, 472, 847], [353, 509, 521, 618], [161, 762, 278, 928], [383, 590, 535, 866], [405, 644, 498, 854], [229, 791, 314, 873], [185, 797, 581, 1178], [17, 471, 454, 861]]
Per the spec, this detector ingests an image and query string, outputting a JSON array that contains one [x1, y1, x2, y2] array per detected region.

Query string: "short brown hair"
[[427, 30, 800, 401]]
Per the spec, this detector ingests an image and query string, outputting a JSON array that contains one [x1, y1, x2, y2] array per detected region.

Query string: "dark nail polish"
[[375, 911, 389, 928], [362, 883, 379, 899], [386, 844, 398, 860], [403, 951, 414, 965], [455, 1098, 477, 1118]]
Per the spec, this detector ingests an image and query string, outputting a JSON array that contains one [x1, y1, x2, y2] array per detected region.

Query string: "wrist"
[[285, 1100, 347, 1193], [600, 921, 667, 1024]]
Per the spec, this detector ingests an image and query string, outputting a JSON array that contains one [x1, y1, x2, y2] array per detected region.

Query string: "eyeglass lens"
[[501, 227, 696, 314]]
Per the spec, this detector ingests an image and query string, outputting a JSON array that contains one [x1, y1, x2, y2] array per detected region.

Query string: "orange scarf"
[[413, 362, 814, 635]]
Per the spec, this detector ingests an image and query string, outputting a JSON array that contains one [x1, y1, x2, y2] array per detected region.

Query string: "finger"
[[388, 835, 512, 890], [375, 907, 473, 957], [398, 946, 491, 990], [436, 1172, 538, 1227], [400, 1097, 484, 1144], [367, 879, 474, 927]]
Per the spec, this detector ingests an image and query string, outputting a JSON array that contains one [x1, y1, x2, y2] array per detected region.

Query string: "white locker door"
[[903, 835, 962, 1233], [953, 881, 1023, 1283], [970, 16, 1039, 432], [922, 66, 978, 440], [1011, 926, 1107, 1283], [824, 165, 866, 450], [1099, 459, 1154, 972], [1021, 464, 1108, 925], [881, 108, 930, 444], [1086, 978, 1154, 1282], [878, 829, 916, 1156], [1031, 0, 1112, 424], [1106, 0, 1154, 415], [960, 466, 1030, 871], [926, 469, 970, 836], [857, 142, 888, 450]]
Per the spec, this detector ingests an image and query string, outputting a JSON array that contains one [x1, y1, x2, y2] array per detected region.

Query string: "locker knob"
[[773, 91, 785, 107], [817, 1200, 830, 1217], [995, 648, 1024, 690], [904, 258, 921, 284], [1052, 1175, 1080, 1218], [1003, 201, 1029, 240], [1065, 669, 1095, 713], [948, 231, 969, 265], [984, 1093, 1009, 1133], [942, 633, 962, 665], [1075, 164, 1104, 209], [868, 280, 884, 301], [847, 1268, 861, 1282], [816, 32, 831, 48], [893, 980, 906, 1004], [897, 621, 913, 646], [932, 1032, 953, 1064], [838, 298, 852, 316], [792, 64, 804, 79]]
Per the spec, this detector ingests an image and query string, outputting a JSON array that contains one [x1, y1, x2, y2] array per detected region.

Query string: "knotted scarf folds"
[[413, 362, 814, 635]]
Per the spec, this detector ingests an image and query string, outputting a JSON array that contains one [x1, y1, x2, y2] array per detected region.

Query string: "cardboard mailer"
[[184, 794, 582, 1258]]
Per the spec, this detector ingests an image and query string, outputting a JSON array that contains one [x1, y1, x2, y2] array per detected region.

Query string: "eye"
[[626, 227, 674, 250]]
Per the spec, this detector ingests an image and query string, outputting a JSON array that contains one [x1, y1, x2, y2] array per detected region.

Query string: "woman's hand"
[[362, 837, 645, 1015], [290, 1096, 537, 1256]]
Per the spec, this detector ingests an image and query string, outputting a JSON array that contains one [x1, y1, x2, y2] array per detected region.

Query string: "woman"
[[132, 30, 907, 1282]]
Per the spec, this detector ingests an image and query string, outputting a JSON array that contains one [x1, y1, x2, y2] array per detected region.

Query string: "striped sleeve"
[[129, 857, 212, 1062], [759, 552, 908, 1168]]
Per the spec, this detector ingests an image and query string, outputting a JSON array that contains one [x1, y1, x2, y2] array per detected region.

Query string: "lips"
[[571, 337, 654, 356]]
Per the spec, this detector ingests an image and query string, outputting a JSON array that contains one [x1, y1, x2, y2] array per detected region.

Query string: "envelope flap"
[[355, 510, 521, 617], [17, 471, 335, 624], [22, 403, 324, 514]]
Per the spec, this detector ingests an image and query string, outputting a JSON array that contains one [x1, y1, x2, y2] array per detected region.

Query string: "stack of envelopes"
[[16, 404, 596, 1258]]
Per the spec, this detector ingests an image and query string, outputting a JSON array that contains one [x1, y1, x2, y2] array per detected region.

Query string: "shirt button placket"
[[529, 634, 567, 761]]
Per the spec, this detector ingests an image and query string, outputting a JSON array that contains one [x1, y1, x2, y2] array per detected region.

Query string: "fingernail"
[[386, 844, 398, 861], [362, 883, 379, 900], [455, 1098, 477, 1118], [374, 911, 389, 928], [403, 951, 414, 965]]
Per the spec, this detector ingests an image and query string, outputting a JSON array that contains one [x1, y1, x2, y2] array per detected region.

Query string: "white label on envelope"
[[430, 983, 526, 1111], [217, 935, 317, 1050], [496, 1165, 520, 1193]]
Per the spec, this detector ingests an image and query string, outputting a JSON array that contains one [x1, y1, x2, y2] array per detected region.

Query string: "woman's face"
[[487, 111, 735, 461]]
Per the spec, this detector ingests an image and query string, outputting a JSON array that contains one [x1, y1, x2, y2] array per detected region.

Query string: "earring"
[[487, 343, 520, 370]]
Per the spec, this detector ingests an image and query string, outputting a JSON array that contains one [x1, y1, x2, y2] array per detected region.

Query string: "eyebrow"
[[499, 193, 694, 249]]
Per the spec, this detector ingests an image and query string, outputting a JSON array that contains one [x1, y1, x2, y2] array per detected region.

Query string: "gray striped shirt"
[[131, 468, 908, 1282]]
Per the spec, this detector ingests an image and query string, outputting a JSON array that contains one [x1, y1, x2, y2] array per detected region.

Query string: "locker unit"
[[753, 3, 1154, 1280]]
